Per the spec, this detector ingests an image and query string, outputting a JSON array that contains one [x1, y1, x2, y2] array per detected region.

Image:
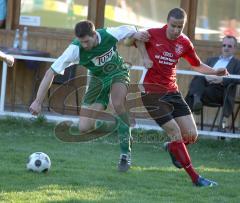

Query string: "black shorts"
[[141, 91, 191, 126]]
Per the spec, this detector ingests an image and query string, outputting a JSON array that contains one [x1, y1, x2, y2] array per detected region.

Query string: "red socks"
[[168, 140, 199, 183]]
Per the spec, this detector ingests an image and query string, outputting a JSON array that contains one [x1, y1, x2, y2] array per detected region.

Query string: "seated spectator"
[[0, 0, 7, 28], [185, 35, 240, 131]]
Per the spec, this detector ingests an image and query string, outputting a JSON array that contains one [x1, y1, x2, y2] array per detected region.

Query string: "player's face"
[[78, 34, 98, 50], [222, 38, 236, 57], [166, 17, 185, 40]]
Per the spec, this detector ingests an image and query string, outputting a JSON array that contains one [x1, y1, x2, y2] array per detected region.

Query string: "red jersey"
[[144, 25, 201, 93]]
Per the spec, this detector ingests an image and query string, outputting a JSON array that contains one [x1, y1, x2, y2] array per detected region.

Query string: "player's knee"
[[183, 130, 198, 144], [79, 120, 94, 133], [189, 128, 198, 143], [112, 100, 125, 113], [165, 126, 182, 141], [184, 136, 198, 144]]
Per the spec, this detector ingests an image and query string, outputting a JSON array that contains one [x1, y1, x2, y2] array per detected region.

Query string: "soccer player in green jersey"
[[29, 20, 149, 172]]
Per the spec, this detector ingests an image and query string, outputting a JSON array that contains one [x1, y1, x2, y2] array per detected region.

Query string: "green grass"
[[0, 117, 240, 203]]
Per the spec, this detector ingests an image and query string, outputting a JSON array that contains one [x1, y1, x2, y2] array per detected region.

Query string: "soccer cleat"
[[163, 142, 183, 169], [118, 153, 131, 172], [194, 176, 218, 187]]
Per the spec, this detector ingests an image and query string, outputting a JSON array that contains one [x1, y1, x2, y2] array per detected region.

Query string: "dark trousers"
[[185, 76, 236, 118]]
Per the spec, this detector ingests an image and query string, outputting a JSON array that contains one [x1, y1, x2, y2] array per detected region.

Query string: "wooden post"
[[5, 0, 14, 30], [88, 0, 106, 28], [180, 0, 198, 40]]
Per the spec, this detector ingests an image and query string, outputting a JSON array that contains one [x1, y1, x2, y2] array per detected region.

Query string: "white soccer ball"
[[26, 152, 51, 173]]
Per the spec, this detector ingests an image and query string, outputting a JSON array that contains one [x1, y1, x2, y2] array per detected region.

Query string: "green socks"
[[117, 113, 131, 154], [95, 120, 117, 133], [94, 112, 131, 154]]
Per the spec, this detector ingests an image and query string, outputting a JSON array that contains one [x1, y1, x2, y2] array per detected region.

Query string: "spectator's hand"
[[143, 58, 153, 69], [133, 31, 150, 42], [5, 55, 14, 67], [215, 67, 229, 76], [29, 100, 42, 116]]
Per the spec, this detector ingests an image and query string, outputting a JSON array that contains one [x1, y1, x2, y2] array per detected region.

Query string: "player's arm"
[[106, 26, 150, 42], [135, 40, 153, 69], [183, 42, 228, 76], [29, 44, 79, 115], [29, 68, 55, 115], [0, 51, 14, 67], [191, 62, 228, 76]]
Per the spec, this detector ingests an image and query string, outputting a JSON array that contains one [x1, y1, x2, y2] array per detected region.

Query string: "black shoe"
[[192, 95, 202, 113], [164, 142, 182, 169], [118, 153, 131, 172]]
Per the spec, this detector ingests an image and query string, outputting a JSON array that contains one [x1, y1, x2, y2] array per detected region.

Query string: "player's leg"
[[169, 92, 198, 145], [163, 116, 199, 178], [79, 75, 114, 133], [170, 93, 217, 186], [167, 115, 218, 186], [141, 92, 182, 168], [110, 82, 131, 172], [144, 92, 217, 186], [79, 103, 105, 133], [175, 114, 198, 145], [161, 119, 185, 169]]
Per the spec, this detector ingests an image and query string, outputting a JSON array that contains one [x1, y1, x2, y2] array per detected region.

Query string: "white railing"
[[1, 56, 240, 137]]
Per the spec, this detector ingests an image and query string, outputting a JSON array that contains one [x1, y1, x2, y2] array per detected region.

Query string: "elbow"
[[46, 68, 55, 76], [191, 65, 200, 71], [45, 68, 55, 80]]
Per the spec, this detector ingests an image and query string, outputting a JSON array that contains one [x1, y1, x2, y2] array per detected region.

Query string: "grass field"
[[0, 117, 240, 203]]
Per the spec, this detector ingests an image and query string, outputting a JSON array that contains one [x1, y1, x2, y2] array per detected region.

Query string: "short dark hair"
[[223, 35, 238, 47], [74, 20, 95, 38], [167, 8, 187, 22]]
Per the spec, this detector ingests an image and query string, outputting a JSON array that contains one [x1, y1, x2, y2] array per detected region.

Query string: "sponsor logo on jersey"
[[91, 47, 115, 66], [175, 44, 183, 55], [163, 51, 173, 57]]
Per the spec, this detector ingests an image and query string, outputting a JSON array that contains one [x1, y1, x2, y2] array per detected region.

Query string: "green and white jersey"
[[51, 25, 137, 77]]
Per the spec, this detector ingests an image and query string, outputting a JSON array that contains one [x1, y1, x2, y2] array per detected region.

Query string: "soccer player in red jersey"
[[136, 8, 228, 187]]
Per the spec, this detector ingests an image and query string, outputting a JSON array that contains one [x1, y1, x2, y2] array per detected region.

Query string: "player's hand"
[[123, 38, 135, 46], [5, 55, 14, 67], [29, 100, 42, 116], [215, 67, 229, 76], [133, 31, 150, 42], [143, 58, 153, 69]]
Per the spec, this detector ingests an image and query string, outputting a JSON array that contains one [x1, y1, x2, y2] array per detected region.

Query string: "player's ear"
[[92, 31, 97, 37]]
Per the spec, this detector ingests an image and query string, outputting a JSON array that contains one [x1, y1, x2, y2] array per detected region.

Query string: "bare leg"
[[175, 114, 198, 144], [79, 103, 105, 133], [161, 119, 182, 141], [110, 82, 128, 115]]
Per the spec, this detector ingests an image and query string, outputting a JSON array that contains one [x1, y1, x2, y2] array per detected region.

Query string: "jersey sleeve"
[[182, 41, 201, 67], [51, 44, 80, 75], [106, 25, 137, 41]]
